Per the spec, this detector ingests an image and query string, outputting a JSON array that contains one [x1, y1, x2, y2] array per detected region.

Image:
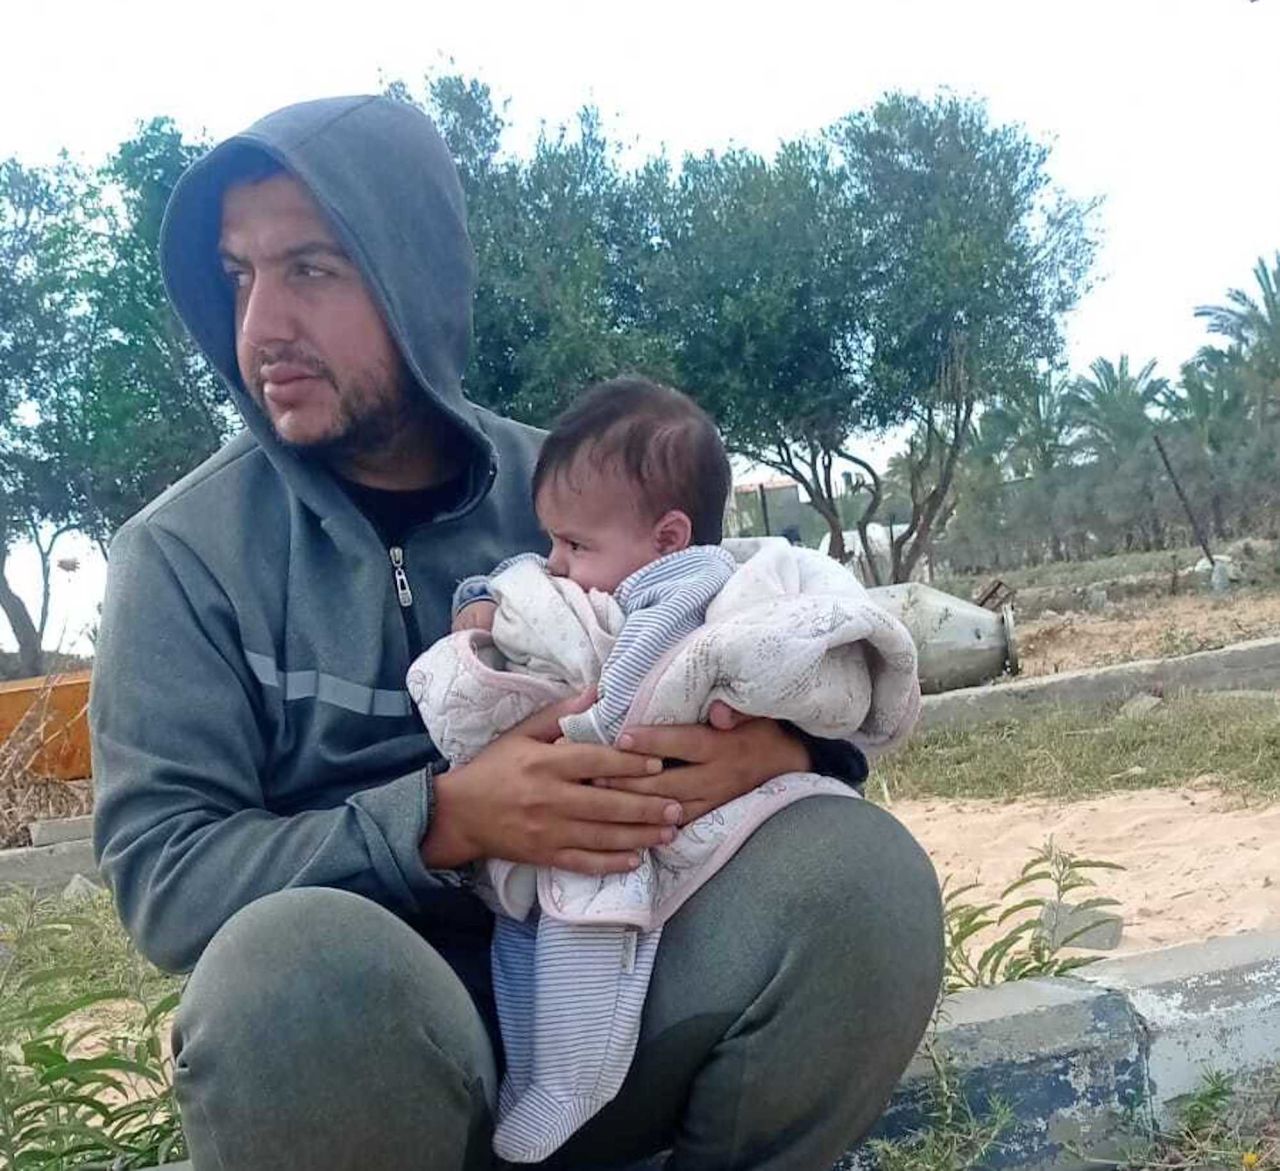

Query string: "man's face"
[[218, 173, 416, 456]]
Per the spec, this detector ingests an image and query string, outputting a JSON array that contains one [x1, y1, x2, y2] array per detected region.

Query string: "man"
[[90, 95, 943, 1170]]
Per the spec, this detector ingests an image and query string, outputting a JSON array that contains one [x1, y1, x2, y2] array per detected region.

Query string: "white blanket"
[[408, 538, 920, 929]]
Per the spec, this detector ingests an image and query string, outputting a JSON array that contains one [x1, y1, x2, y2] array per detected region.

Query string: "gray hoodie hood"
[[159, 95, 493, 521]]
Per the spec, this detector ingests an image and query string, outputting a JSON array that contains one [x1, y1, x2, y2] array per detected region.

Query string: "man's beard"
[[251, 349, 433, 465]]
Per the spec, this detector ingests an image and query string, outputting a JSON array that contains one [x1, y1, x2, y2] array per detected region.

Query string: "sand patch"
[[1017, 591, 1280, 677], [891, 786, 1280, 954]]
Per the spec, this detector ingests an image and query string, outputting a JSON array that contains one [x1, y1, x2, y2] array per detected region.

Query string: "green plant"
[[942, 839, 1123, 994], [1111, 1069, 1280, 1170], [0, 884, 185, 1168], [869, 1035, 1014, 1171]]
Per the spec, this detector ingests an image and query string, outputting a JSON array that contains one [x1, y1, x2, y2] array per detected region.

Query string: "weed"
[[1110, 1069, 1280, 1170], [943, 839, 1122, 995], [0, 885, 185, 1169], [877, 693, 1280, 804]]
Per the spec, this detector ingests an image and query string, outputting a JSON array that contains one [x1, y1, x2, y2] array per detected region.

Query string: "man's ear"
[[653, 510, 693, 554]]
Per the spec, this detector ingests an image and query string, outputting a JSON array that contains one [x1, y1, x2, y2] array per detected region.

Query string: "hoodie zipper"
[[389, 546, 414, 607]]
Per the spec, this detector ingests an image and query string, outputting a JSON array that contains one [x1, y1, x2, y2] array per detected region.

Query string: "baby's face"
[[535, 471, 662, 593]]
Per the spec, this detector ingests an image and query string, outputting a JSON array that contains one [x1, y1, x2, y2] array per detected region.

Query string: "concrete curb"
[[29, 814, 93, 846], [0, 838, 98, 892], [920, 637, 1280, 730], [850, 931, 1280, 1170]]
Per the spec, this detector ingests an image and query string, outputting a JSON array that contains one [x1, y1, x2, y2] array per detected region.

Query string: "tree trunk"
[[0, 548, 43, 678]]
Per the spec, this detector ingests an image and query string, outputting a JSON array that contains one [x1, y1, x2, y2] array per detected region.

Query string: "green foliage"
[[1114, 1069, 1280, 1170], [879, 691, 1280, 804], [869, 1037, 1014, 1171], [941, 840, 1122, 995], [0, 885, 184, 1169], [947, 253, 1280, 576], [1, 119, 230, 675]]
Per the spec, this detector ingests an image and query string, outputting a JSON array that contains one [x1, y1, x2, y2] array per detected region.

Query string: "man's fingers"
[[551, 740, 666, 781], [559, 779, 682, 827], [551, 849, 646, 876], [617, 722, 724, 763]]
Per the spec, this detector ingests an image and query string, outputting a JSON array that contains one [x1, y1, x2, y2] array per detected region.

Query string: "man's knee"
[[175, 886, 492, 1081]]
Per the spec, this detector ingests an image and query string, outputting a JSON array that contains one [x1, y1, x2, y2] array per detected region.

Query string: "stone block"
[[0, 839, 98, 892], [1118, 693, 1163, 719], [1078, 931, 1280, 1125], [29, 814, 93, 846], [1039, 900, 1124, 950]]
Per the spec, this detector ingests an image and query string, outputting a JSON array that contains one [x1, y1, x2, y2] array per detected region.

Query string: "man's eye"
[[223, 268, 250, 289], [296, 263, 330, 279]]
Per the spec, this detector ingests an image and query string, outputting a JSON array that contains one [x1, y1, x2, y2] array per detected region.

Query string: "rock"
[[59, 873, 102, 903], [1118, 693, 1163, 719], [1210, 560, 1232, 594], [28, 815, 93, 847], [1039, 900, 1124, 950], [1085, 585, 1109, 612], [1041, 609, 1060, 619]]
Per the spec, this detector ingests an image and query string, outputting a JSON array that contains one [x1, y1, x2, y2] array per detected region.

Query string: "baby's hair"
[[533, 376, 732, 545]]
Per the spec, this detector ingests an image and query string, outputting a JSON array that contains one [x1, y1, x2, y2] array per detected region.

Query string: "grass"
[[0, 885, 185, 1168], [936, 545, 1209, 599], [1109, 1069, 1280, 1171], [876, 692, 1280, 804]]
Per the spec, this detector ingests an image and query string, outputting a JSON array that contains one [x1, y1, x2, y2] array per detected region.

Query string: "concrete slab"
[[849, 978, 1145, 1170], [920, 636, 1280, 729], [28, 813, 93, 846], [0, 839, 98, 891], [1079, 931, 1280, 1122]]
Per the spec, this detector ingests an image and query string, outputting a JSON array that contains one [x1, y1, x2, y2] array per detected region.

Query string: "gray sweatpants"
[[171, 797, 942, 1170]]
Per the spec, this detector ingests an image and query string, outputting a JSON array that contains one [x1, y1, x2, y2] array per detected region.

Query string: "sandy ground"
[[892, 786, 1280, 955], [1017, 590, 1280, 677]]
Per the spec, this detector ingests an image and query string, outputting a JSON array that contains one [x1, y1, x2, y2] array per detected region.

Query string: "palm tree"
[[1065, 355, 1167, 460], [1067, 355, 1168, 550], [981, 373, 1075, 478], [1195, 253, 1280, 417], [1160, 348, 1252, 539]]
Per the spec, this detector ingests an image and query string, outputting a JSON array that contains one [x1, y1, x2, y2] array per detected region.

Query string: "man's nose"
[[238, 274, 297, 349]]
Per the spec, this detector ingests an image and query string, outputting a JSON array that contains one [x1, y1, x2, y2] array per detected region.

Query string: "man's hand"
[[422, 691, 684, 875], [451, 600, 497, 634], [603, 715, 811, 824]]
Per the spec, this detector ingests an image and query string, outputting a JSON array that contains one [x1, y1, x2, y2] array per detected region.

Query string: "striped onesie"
[[453, 545, 737, 1161]]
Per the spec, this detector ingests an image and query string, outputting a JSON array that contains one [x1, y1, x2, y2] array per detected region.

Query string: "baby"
[[450, 375, 738, 747], [410, 375, 919, 1162]]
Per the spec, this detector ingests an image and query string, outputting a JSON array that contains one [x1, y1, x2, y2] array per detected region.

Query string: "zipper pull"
[[389, 546, 414, 608]]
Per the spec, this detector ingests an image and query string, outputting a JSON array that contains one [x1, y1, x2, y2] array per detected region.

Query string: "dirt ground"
[[1015, 588, 1280, 677], [893, 785, 1280, 956]]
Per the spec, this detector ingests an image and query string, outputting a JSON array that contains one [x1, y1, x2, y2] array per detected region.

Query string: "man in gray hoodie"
[[90, 95, 943, 1170]]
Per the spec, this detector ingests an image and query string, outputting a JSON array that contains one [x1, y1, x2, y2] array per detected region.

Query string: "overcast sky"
[[3, 0, 1277, 653]]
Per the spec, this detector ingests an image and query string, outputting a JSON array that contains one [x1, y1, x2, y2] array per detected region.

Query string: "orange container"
[[0, 671, 93, 781]]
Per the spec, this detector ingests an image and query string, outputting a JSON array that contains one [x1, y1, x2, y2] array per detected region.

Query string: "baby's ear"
[[653, 510, 693, 554]]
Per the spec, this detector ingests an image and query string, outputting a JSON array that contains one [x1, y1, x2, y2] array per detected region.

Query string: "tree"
[[832, 93, 1097, 582], [0, 156, 91, 674], [1159, 349, 1252, 540], [1195, 252, 1280, 417], [395, 75, 668, 424], [1065, 355, 1166, 460], [1, 121, 229, 676], [1066, 355, 1169, 550], [649, 140, 876, 563]]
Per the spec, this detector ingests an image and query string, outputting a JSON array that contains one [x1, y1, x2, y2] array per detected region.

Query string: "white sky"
[[3, 0, 1277, 653]]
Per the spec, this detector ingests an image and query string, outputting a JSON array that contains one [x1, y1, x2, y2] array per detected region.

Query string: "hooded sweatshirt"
[[89, 95, 546, 975]]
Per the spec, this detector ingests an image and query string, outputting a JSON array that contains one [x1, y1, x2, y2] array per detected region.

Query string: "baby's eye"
[[567, 540, 584, 553]]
